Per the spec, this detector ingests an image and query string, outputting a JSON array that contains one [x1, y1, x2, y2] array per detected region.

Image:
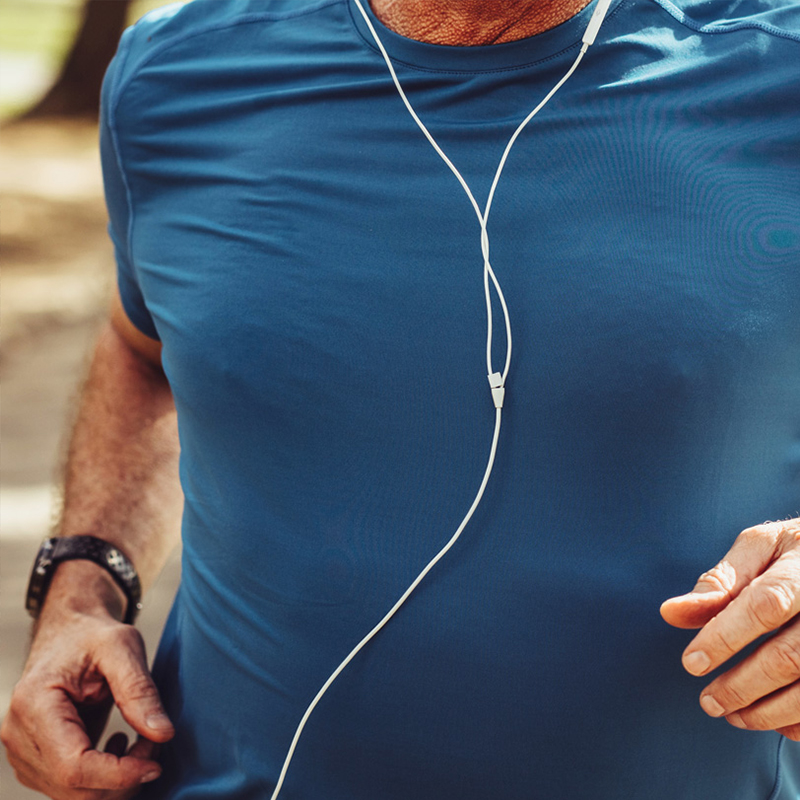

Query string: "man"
[[3, 0, 799, 797]]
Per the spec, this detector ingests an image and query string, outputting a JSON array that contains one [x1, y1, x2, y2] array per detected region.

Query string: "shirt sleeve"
[[99, 29, 160, 341]]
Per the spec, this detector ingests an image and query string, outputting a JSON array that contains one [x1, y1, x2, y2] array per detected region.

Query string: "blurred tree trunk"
[[23, 0, 132, 120]]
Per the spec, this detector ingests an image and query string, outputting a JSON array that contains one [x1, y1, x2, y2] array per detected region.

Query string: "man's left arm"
[[662, 517, 800, 739]]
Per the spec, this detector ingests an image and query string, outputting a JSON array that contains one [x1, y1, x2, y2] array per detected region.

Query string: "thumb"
[[660, 525, 780, 629], [98, 627, 175, 742], [660, 565, 736, 629]]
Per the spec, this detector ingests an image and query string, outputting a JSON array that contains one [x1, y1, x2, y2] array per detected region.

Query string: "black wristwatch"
[[26, 536, 142, 625]]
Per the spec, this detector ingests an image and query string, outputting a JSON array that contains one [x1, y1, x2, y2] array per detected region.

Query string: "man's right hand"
[[1, 560, 174, 800]]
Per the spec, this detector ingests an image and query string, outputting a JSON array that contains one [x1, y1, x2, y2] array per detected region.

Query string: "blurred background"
[[1, 2, 185, 796]]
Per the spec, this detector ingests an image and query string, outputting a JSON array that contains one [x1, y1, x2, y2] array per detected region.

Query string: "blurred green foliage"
[[0, 0, 177, 54], [0, 0, 80, 58], [0, 0, 186, 118]]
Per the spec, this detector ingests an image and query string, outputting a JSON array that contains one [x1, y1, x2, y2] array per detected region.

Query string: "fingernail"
[[683, 650, 711, 675], [727, 712, 747, 729], [700, 695, 726, 717], [146, 711, 172, 731], [141, 770, 161, 783]]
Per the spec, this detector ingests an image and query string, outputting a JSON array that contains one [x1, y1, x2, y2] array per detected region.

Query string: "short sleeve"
[[99, 30, 160, 341]]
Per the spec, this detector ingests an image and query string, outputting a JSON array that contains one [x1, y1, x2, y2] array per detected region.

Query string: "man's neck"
[[369, 0, 593, 45]]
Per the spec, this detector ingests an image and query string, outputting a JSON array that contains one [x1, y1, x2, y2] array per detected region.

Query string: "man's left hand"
[[661, 518, 800, 740]]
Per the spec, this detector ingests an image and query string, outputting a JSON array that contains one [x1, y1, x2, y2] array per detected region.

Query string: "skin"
[[1, 291, 182, 798], [2, 2, 799, 798], [369, 0, 593, 44], [661, 518, 800, 740]]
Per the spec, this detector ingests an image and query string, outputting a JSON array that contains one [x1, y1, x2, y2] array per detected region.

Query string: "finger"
[[71, 748, 163, 790], [660, 523, 782, 629], [127, 735, 159, 761], [97, 627, 174, 742], [698, 619, 800, 717], [5, 679, 93, 774], [682, 548, 800, 676], [723, 682, 800, 733], [36, 688, 162, 791], [14, 738, 160, 796]]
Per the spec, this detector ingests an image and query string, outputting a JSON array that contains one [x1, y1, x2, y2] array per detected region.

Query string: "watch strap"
[[26, 536, 142, 624]]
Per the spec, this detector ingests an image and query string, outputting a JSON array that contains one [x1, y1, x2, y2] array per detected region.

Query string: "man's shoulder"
[[130, 0, 339, 39], [651, 0, 800, 41], [113, 0, 342, 89]]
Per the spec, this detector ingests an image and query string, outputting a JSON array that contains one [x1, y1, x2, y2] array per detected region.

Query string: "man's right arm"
[[1, 290, 182, 799]]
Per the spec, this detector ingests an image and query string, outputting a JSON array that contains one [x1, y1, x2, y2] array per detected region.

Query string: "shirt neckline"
[[346, 0, 626, 73]]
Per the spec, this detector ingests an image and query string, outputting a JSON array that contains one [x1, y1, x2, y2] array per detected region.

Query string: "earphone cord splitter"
[[270, 1, 613, 794]]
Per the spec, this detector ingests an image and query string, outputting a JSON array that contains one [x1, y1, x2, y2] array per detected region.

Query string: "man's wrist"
[[27, 536, 142, 625], [39, 560, 129, 624]]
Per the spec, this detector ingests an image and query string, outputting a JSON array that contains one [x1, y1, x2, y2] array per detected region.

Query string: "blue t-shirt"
[[100, 0, 800, 797]]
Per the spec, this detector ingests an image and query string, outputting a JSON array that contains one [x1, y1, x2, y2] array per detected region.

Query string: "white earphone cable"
[[270, 2, 612, 795], [269, 408, 503, 800]]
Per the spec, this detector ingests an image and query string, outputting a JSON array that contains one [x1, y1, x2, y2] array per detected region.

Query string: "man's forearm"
[[45, 318, 181, 618], [1, 313, 181, 797]]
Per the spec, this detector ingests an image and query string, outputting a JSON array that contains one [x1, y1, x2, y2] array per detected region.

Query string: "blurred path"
[[1, 121, 181, 799]]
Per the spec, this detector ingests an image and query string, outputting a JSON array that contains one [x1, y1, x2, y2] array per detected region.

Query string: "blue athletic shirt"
[[100, 0, 800, 797]]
